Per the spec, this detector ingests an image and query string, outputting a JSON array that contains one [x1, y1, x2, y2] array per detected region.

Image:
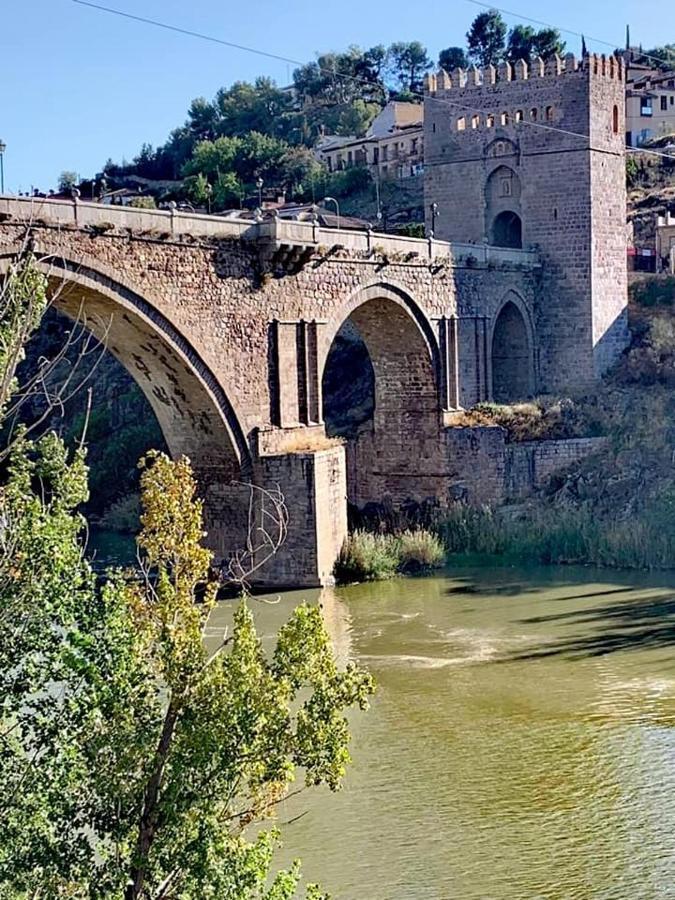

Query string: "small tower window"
[[471, 114, 480, 129], [501, 111, 510, 126], [530, 107, 538, 121], [515, 109, 523, 122], [612, 104, 619, 134], [457, 116, 466, 131], [487, 114, 495, 128], [546, 106, 554, 122]]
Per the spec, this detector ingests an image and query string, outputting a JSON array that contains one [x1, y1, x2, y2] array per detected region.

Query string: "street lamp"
[[323, 196, 340, 231], [0, 140, 6, 194], [363, 141, 382, 226], [256, 177, 264, 209], [429, 202, 438, 237]]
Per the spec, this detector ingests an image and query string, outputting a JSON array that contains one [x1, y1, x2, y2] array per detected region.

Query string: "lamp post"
[[429, 201, 438, 238], [256, 176, 264, 209], [323, 196, 340, 231], [0, 140, 6, 194], [363, 141, 382, 226]]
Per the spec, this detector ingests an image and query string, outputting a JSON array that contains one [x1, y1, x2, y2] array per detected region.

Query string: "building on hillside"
[[423, 53, 629, 392], [657, 210, 675, 272], [315, 101, 424, 180], [626, 67, 675, 146]]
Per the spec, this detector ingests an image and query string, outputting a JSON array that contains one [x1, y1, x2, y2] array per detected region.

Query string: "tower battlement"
[[423, 51, 628, 393], [424, 53, 624, 94]]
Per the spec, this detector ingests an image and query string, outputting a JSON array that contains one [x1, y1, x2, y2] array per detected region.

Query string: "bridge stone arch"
[[1, 246, 252, 560], [321, 281, 445, 508], [489, 290, 536, 403]]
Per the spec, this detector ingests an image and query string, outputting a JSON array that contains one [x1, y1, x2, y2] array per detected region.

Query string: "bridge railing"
[[0, 195, 540, 268], [0, 195, 258, 239]]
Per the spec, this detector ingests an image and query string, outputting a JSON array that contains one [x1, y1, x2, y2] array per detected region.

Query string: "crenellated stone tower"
[[424, 53, 629, 391]]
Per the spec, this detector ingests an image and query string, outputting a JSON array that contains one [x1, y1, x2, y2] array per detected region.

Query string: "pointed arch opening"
[[491, 299, 534, 403]]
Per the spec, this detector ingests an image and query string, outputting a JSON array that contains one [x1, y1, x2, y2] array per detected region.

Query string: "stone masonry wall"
[[424, 53, 629, 393], [505, 436, 607, 499]]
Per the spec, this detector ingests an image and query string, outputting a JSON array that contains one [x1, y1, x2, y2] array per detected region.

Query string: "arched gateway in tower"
[[423, 52, 629, 391]]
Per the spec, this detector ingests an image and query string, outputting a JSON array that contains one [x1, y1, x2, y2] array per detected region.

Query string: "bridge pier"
[[255, 443, 347, 588]]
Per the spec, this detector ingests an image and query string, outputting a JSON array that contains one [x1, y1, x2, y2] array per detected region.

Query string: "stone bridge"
[[0, 195, 542, 586]]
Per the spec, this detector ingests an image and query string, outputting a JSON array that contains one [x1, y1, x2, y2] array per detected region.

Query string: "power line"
[[72, 0, 308, 68], [71, 0, 675, 163]]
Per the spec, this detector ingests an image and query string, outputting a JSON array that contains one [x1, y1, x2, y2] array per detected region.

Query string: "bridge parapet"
[[0, 195, 540, 269]]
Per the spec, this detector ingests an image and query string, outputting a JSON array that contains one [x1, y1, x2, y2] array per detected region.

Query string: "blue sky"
[[2, 0, 672, 192]]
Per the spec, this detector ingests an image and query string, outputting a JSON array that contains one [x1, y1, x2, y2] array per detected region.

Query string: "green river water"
[[90, 534, 675, 899]]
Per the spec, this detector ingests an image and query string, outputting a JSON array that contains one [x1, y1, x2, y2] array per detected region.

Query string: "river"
[[89, 534, 675, 899]]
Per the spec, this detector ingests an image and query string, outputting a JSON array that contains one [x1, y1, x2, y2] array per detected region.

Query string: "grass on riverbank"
[[438, 500, 675, 570], [335, 529, 445, 583]]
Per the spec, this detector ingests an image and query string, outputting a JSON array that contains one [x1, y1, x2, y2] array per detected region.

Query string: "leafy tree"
[[215, 78, 295, 141], [212, 171, 243, 209], [0, 254, 375, 897], [184, 171, 211, 206], [505, 24, 566, 63], [293, 46, 387, 109], [642, 44, 675, 70], [387, 41, 433, 93], [57, 170, 79, 192], [466, 9, 507, 67], [438, 46, 469, 72], [182, 136, 243, 181], [186, 96, 220, 141]]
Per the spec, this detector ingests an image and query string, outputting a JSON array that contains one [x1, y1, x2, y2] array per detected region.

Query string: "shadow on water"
[[504, 589, 675, 661]]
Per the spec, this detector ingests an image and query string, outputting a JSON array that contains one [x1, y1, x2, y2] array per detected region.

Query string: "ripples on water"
[[89, 532, 675, 898], [206, 565, 675, 900]]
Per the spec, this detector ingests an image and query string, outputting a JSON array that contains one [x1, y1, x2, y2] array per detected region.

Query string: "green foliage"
[[396, 222, 426, 238], [335, 528, 444, 582], [640, 45, 675, 71], [631, 276, 675, 308], [127, 195, 156, 209], [0, 257, 374, 897], [397, 530, 446, 571], [387, 42, 433, 93], [438, 46, 469, 72], [57, 170, 79, 191], [438, 501, 675, 570], [505, 24, 565, 63], [335, 531, 401, 582], [0, 255, 48, 424], [467, 9, 508, 67]]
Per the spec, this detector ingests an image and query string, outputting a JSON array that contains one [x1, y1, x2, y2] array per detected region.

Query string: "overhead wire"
[[462, 0, 675, 69], [71, 0, 675, 163]]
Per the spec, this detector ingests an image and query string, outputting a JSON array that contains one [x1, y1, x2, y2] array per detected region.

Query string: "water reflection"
[[253, 566, 675, 900], [85, 535, 675, 898]]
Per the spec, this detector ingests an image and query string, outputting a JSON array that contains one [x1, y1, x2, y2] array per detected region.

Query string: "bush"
[[437, 501, 675, 570], [335, 531, 400, 583], [98, 492, 141, 533], [335, 528, 444, 583], [128, 196, 157, 209], [397, 529, 445, 571], [631, 277, 675, 308]]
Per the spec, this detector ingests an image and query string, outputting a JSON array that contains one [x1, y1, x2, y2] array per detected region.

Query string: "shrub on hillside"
[[631, 277, 675, 308]]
